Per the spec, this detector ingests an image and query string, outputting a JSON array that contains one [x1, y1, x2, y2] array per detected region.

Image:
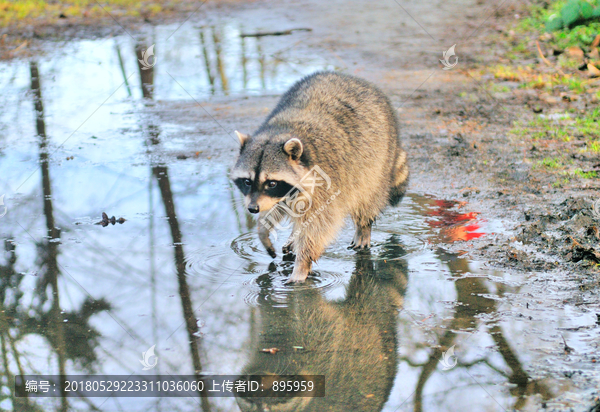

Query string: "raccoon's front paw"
[[284, 261, 310, 284], [266, 246, 277, 259], [285, 272, 307, 284]]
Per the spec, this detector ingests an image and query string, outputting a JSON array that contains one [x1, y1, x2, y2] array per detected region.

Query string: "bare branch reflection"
[[135, 40, 211, 412]]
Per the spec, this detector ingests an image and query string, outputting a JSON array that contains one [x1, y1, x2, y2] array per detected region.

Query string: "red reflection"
[[424, 199, 485, 242]]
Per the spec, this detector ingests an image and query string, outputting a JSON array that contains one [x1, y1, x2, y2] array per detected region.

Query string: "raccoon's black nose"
[[248, 205, 259, 214]]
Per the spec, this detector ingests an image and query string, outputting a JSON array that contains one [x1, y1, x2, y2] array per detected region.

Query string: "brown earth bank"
[[0, 0, 252, 59]]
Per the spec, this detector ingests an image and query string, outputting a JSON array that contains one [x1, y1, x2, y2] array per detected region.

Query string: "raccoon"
[[230, 71, 408, 283]]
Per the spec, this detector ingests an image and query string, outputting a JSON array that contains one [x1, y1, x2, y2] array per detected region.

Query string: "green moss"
[[511, 0, 600, 59], [511, 107, 599, 144], [588, 141, 600, 152], [537, 157, 564, 169], [552, 177, 571, 187], [572, 168, 598, 178], [489, 83, 511, 93], [0, 0, 173, 26]]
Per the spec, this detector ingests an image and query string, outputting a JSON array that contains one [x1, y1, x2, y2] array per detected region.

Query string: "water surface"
[[0, 15, 595, 412]]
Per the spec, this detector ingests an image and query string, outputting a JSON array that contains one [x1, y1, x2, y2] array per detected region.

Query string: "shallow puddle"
[[0, 16, 598, 412]]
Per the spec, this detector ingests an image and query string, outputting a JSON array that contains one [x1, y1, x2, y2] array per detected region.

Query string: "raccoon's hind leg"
[[350, 220, 373, 250], [389, 150, 409, 206]]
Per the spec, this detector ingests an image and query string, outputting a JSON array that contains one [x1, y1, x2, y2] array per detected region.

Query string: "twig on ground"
[[241, 28, 312, 38], [536, 40, 566, 76]]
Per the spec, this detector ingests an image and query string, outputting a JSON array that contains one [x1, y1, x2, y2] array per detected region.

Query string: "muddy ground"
[[161, 0, 600, 406], [150, 0, 600, 338], [2, 0, 600, 410]]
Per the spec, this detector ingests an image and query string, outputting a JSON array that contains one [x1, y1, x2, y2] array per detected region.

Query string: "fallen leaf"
[[12, 41, 27, 53], [591, 34, 600, 48], [540, 93, 561, 104], [588, 63, 600, 78], [260, 348, 279, 354], [566, 46, 584, 61], [95, 212, 126, 227]]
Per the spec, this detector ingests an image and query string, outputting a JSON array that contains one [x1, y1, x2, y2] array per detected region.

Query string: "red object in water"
[[426, 198, 485, 242]]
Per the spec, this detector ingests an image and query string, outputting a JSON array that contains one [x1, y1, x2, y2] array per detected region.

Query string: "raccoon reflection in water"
[[235, 237, 407, 412], [230, 71, 409, 283]]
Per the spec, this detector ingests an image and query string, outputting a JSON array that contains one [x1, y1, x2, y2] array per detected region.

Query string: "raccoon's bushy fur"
[[231, 71, 408, 282]]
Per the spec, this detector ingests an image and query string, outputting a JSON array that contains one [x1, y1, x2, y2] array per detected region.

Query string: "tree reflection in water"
[[0, 62, 111, 412], [135, 40, 212, 412]]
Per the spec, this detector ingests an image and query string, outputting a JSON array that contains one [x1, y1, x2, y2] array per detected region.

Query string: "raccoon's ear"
[[235, 130, 250, 146], [283, 138, 303, 161]]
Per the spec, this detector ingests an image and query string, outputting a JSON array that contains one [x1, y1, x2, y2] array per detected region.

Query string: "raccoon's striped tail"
[[389, 150, 409, 206]]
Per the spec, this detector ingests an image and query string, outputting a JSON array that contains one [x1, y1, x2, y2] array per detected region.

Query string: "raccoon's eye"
[[244, 179, 252, 186], [267, 181, 277, 188]]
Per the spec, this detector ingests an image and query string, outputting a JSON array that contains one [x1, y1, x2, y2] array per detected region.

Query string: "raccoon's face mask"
[[231, 131, 306, 215]]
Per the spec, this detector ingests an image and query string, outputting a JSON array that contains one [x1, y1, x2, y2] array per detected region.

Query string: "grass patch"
[[0, 0, 170, 26], [572, 168, 598, 178], [588, 141, 600, 151], [573, 106, 600, 136], [491, 65, 523, 82], [536, 157, 565, 169], [552, 176, 571, 187], [489, 83, 512, 93], [520, 72, 587, 92], [532, 158, 598, 186], [488, 64, 592, 93], [510, 107, 600, 144], [515, 0, 600, 50]]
